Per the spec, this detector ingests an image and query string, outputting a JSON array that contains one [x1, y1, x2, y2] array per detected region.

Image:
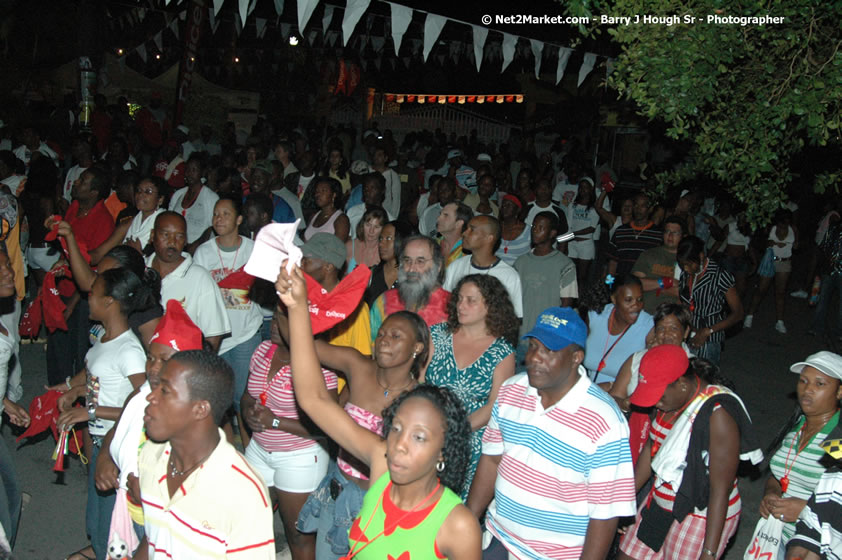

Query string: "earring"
[[436, 460, 445, 473], [412, 352, 417, 359]]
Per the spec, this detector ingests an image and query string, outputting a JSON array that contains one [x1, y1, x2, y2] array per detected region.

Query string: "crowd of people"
[[0, 95, 838, 560]]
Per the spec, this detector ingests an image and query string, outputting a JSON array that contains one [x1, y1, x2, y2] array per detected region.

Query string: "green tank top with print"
[[346, 472, 462, 559]]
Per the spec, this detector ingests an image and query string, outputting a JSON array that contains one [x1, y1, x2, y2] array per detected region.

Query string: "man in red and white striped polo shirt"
[[138, 350, 275, 559]]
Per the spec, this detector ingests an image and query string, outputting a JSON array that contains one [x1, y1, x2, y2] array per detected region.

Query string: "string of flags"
[[385, 93, 524, 104], [112, 0, 613, 87]]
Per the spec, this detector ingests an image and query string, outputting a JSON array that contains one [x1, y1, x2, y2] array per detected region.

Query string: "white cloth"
[[297, 173, 316, 199], [193, 237, 263, 354], [381, 168, 402, 218], [419, 203, 442, 236], [62, 165, 88, 203], [651, 386, 762, 493], [168, 186, 219, 243], [123, 209, 164, 247], [726, 222, 750, 249], [13, 142, 58, 168], [147, 253, 232, 338], [85, 329, 147, 436], [443, 255, 523, 317], [109, 381, 152, 487], [770, 225, 795, 259]]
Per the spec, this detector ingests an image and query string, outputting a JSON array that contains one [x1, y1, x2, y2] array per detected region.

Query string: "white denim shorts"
[[244, 440, 329, 493]]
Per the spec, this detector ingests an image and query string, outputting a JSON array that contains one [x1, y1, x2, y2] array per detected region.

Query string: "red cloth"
[[16, 390, 82, 455], [19, 265, 76, 334], [64, 200, 115, 252], [383, 287, 450, 329], [217, 267, 255, 291], [152, 158, 186, 189], [149, 299, 203, 352], [628, 411, 651, 465], [303, 265, 371, 335], [135, 107, 170, 149]]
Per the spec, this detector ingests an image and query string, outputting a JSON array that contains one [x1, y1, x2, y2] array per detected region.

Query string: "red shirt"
[[384, 286, 450, 328], [64, 199, 115, 251]]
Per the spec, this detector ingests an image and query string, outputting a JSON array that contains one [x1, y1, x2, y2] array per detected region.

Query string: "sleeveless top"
[[305, 209, 343, 240], [347, 472, 461, 560], [337, 402, 383, 480], [770, 225, 795, 259]]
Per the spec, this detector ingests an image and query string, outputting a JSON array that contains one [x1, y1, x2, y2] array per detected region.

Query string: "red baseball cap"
[[630, 345, 690, 407]]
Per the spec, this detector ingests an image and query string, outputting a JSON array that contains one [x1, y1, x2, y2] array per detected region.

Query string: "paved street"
[[5, 293, 838, 559]]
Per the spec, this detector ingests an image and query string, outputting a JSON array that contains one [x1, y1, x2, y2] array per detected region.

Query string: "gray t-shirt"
[[513, 250, 577, 336]]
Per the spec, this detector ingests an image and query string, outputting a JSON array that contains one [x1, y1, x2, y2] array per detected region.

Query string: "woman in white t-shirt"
[[57, 268, 151, 560], [745, 209, 797, 334], [193, 195, 263, 443], [168, 155, 219, 247], [565, 177, 601, 290]]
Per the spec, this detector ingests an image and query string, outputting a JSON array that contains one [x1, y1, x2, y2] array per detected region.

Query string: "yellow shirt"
[[138, 428, 275, 559], [327, 301, 371, 393]]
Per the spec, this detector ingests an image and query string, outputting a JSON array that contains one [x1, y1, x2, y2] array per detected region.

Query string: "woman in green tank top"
[[278, 262, 482, 559]]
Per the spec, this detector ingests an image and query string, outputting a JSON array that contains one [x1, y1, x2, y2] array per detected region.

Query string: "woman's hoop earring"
[[436, 460, 445, 473]]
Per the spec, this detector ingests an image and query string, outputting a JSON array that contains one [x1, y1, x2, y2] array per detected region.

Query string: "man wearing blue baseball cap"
[[467, 307, 636, 560]]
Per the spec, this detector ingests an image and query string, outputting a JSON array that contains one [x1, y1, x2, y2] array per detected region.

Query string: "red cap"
[[148, 300, 203, 351], [501, 194, 522, 210], [629, 345, 690, 407]]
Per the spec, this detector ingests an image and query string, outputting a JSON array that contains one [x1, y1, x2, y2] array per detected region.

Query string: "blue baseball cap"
[[522, 307, 587, 351]]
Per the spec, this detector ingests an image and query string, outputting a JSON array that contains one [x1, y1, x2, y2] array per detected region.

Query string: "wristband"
[[702, 547, 715, 557], [65, 376, 73, 390], [271, 417, 280, 429]]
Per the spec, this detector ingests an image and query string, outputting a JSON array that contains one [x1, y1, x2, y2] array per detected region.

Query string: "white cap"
[[476, 153, 492, 162], [680, 189, 691, 198], [447, 148, 463, 159], [176, 124, 190, 135], [790, 351, 842, 381]]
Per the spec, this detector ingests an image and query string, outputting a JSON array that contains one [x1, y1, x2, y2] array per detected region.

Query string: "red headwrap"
[[148, 300, 203, 351], [501, 194, 523, 210], [302, 265, 371, 335]]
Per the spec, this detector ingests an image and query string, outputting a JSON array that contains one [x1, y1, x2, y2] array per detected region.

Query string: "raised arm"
[[277, 263, 384, 468], [276, 309, 367, 378], [595, 190, 617, 227], [54, 220, 97, 292], [88, 219, 132, 265]]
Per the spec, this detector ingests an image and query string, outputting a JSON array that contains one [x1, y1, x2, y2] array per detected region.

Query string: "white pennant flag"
[[256, 17, 268, 38], [326, 30, 338, 46], [212, 18, 221, 34], [280, 22, 292, 39], [238, 0, 249, 27], [213, 0, 224, 17], [137, 8, 146, 21], [402, 56, 411, 68], [578, 52, 597, 87], [208, 7, 215, 30], [273, 0, 284, 16], [472, 25, 488, 72], [322, 5, 334, 34], [153, 32, 163, 51], [297, 0, 319, 33], [342, 0, 370, 46], [179, 9, 186, 20], [530, 39, 543, 79], [170, 20, 179, 39], [390, 3, 412, 55], [235, 14, 243, 36], [501, 33, 516, 72], [371, 36, 385, 52], [248, 0, 258, 16], [137, 44, 147, 62], [423, 14, 446, 62], [307, 29, 318, 45], [556, 46, 572, 84]]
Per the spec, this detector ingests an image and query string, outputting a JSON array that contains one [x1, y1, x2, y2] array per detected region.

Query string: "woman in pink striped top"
[[241, 312, 338, 559]]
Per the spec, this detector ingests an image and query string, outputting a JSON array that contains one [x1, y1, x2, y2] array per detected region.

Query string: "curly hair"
[[381, 385, 471, 494], [446, 274, 519, 347]]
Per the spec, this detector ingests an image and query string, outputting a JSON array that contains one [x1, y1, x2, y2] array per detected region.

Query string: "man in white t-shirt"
[[146, 212, 231, 351], [345, 173, 396, 235], [13, 126, 58, 171], [62, 137, 95, 202], [444, 215, 523, 318]]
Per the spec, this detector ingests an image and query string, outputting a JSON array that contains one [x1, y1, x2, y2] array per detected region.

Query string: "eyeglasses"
[[135, 187, 157, 195], [400, 257, 429, 268], [379, 236, 394, 242]]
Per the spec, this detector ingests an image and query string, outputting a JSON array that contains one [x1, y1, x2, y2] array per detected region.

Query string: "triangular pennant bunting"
[[213, 0, 224, 17], [322, 5, 334, 34], [423, 13, 446, 62], [273, 0, 284, 16], [256, 17, 268, 38], [153, 32, 163, 51], [342, 0, 370, 47], [170, 20, 179, 40], [137, 44, 147, 62], [390, 2, 412, 55], [297, 0, 319, 33], [578, 52, 597, 87], [556, 46, 572, 84], [501, 32, 516, 72], [472, 25, 488, 72], [530, 39, 544, 79], [238, 0, 249, 28]]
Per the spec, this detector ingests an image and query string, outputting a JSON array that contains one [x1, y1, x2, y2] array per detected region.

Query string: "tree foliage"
[[563, 0, 842, 227]]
